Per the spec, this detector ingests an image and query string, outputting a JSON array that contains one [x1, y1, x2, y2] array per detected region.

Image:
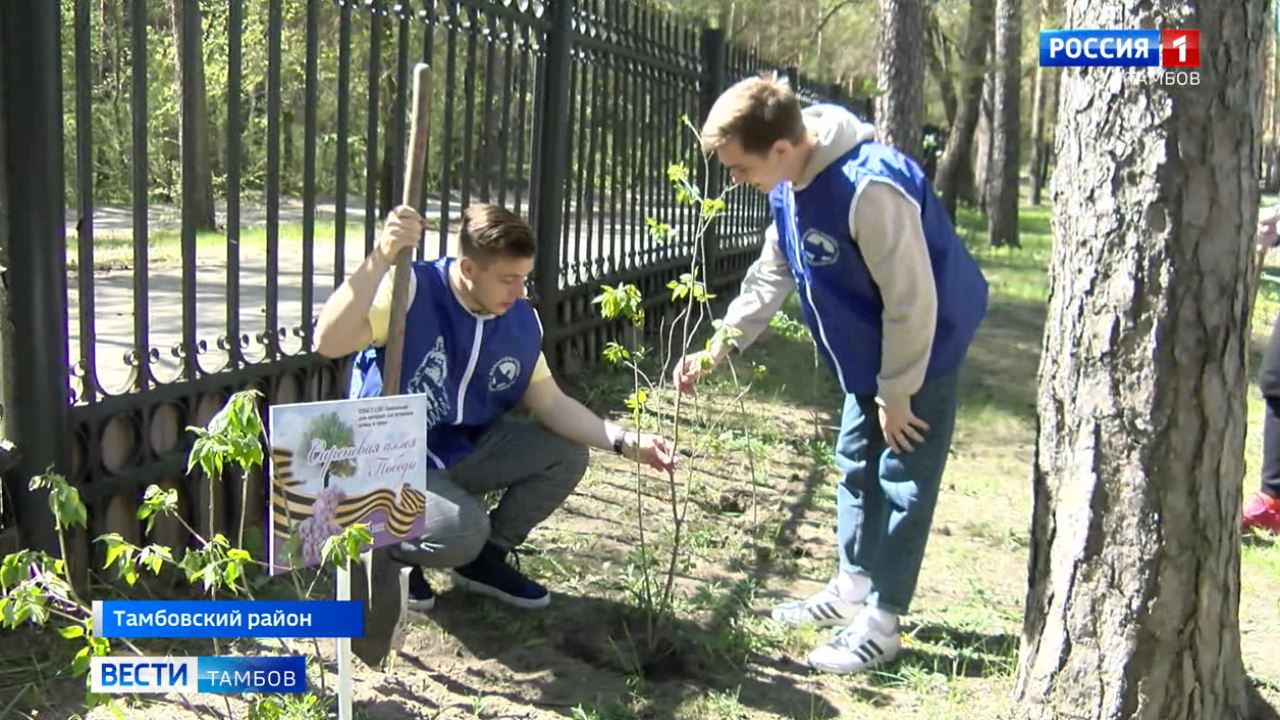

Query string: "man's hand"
[[314, 207, 423, 358], [672, 351, 715, 396], [376, 205, 425, 265], [1259, 205, 1280, 254], [879, 403, 930, 454], [622, 432, 676, 472]]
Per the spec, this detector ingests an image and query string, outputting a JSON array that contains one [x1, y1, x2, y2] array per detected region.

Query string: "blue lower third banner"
[[90, 656, 307, 694], [92, 600, 364, 638]]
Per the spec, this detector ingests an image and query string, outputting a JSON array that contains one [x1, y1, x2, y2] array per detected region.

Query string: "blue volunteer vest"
[[770, 132, 989, 397], [348, 257, 543, 468]]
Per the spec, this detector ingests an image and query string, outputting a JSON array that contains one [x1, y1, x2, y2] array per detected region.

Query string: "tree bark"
[[986, 0, 1021, 247], [1016, 1, 1264, 718], [1029, 0, 1056, 207], [972, 65, 994, 211], [1273, 11, 1280, 192], [874, 0, 924, 158], [1266, 16, 1280, 193], [1036, 73, 1059, 195], [924, 6, 957, 128], [172, 0, 217, 231], [934, 0, 993, 219], [1028, 64, 1054, 206]]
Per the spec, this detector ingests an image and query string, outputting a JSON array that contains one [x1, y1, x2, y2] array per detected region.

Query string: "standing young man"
[[316, 203, 675, 613], [673, 75, 988, 673]]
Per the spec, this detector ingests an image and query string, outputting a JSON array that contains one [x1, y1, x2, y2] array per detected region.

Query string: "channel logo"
[[1040, 29, 1200, 68], [90, 656, 306, 694]]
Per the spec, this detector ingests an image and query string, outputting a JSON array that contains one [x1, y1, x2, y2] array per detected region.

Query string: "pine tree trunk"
[[1029, 0, 1056, 211], [1015, 1, 1263, 718], [172, 0, 217, 231], [972, 57, 995, 211], [1037, 73, 1058, 193], [986, 0, 1021, 247], [1267, 17, 1280, 193], [934, 0, 994, 219], [874, 0, 925, 158], [924, 6, 957, 128], [1274, 9, 1280, 192], [1028, 64, 1048, 206]]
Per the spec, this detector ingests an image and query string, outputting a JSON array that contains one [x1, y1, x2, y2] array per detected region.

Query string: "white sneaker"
[[806, 609, 902, 674], [406, 592, 436, 612], [770, 576, 864, 628], [403, 566, 436, 612]]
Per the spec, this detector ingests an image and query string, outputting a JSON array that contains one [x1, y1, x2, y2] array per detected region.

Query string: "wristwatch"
[[612, 432, 627, 456]]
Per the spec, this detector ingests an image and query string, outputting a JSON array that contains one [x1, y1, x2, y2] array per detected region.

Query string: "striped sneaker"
[[770, 579, 862, 628], [806, 611, 902, 674]]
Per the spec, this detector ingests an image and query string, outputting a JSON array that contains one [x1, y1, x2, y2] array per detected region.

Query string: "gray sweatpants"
[[390, 417, 589, 568], [352, 417, 586, 667]]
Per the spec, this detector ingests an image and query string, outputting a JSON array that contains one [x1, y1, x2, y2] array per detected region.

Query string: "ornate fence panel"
[[0, 0, 854, 564]]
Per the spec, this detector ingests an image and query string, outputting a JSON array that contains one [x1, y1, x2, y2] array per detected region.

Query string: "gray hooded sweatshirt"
[[720, 105, 939, 411]]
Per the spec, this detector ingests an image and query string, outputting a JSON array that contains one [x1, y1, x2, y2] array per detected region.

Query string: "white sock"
[[835, 569, 871, 603], [859, 605, 899, 634]]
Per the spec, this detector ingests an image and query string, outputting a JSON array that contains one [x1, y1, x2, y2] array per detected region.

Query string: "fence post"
[[700, 26, 725, 279], [0, 1, 71, 555], [529, 0, 574, 363]]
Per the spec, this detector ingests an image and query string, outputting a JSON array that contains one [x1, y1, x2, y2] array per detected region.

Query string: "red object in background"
[[1161, 29, 1200, 68]]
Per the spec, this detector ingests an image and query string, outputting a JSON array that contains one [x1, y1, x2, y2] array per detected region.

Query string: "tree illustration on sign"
[[296, 412, 357, 565], [301, 412, 357, 487]]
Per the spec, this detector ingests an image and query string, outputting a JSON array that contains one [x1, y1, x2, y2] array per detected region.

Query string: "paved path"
[[65, 198, 730, 398]]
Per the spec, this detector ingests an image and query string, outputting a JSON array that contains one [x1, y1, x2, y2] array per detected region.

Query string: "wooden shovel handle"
[[382, 63, 432, 397]]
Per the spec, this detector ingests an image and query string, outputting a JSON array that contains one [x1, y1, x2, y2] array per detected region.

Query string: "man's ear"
[[458, 255, 475, 279]]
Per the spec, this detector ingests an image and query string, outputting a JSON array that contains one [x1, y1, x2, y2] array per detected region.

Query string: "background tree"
[[933, 0, 994, 219], [1261, 3, 1280, 193], [172, 0, 217, 230], [985, 0, 1021, 247], [1027, 0, 1059, 206], [924, 5, 957, 128], [1016, 1, 1267, 718], [873, 0, 924, 156], [972, 51, 996, 211]]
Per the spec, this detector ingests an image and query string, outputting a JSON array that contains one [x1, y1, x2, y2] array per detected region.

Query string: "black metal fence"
[[0, 0, 855, 559]]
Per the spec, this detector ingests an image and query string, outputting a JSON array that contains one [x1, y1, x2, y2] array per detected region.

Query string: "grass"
[[538, 197, 1279, 718], [482, 199, 1036, 718], [9, 198, 1280, 719]]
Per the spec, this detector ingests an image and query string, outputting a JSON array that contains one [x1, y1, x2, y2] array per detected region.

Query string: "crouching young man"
[[316, 203, 675, 611]]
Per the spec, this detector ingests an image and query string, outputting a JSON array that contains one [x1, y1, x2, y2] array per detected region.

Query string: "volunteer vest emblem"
[[803, 229, 839, 266], [407, 336, 451, 426], [489, 356, 521, 392]]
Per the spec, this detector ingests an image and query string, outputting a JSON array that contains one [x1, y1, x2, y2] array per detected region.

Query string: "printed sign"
[[267, 394, 429, 574]]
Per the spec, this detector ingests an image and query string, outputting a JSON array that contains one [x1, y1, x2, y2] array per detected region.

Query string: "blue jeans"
[[835, 371, 959, 615]]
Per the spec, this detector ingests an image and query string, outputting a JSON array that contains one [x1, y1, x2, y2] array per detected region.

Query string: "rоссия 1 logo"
[[1039, 29, 1201, 86]]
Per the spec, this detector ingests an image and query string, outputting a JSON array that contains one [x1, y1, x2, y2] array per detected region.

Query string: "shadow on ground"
[[421, 589, 850, 718], [956, 296, 1047, 426]]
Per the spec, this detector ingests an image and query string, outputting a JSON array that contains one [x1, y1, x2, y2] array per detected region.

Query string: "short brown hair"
[[459, 204, 535, 263], [700, 73, 806, 154]]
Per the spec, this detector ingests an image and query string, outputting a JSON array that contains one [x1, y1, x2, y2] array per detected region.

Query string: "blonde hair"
[[700, 72, 806, 155]]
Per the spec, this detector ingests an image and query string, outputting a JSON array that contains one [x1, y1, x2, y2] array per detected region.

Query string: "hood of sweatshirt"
[[793, 104, 877, 191]]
